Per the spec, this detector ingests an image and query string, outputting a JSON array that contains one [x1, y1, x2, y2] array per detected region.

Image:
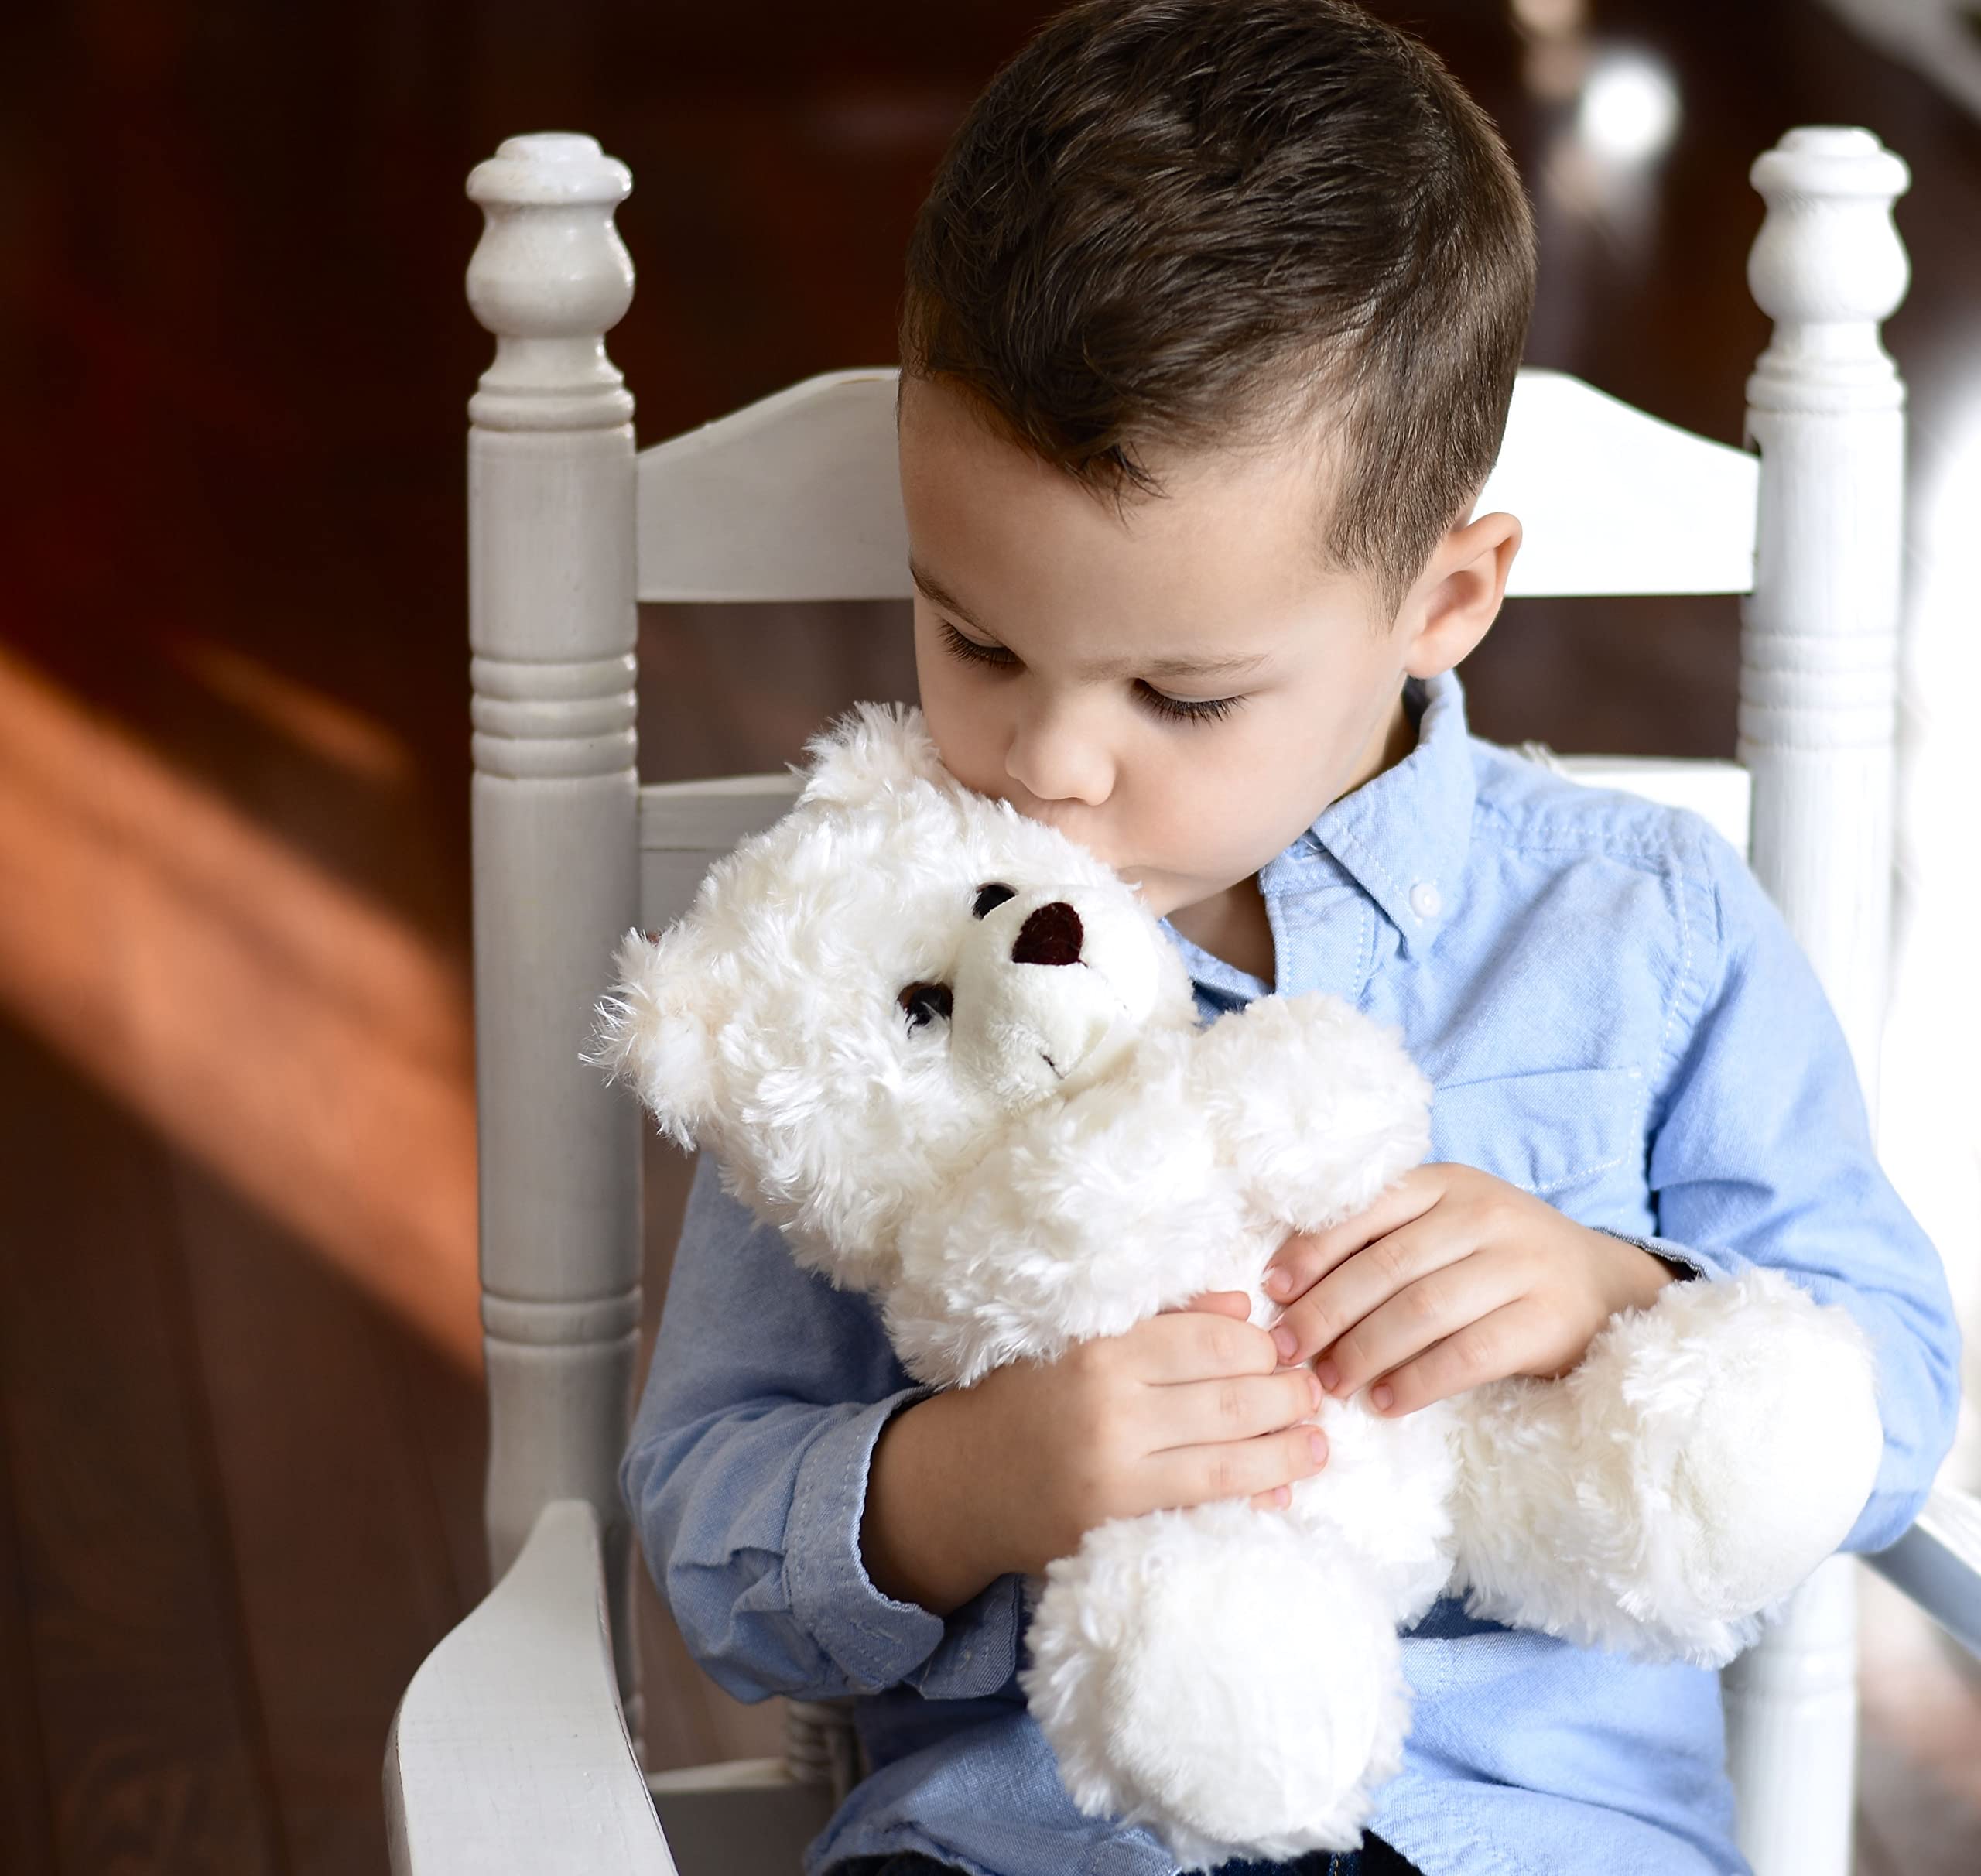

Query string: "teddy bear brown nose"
[[1011, 902, 1083, 967]]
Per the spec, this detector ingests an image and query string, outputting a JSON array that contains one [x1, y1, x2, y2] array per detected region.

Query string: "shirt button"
[[1410, 881, 1442, 920]]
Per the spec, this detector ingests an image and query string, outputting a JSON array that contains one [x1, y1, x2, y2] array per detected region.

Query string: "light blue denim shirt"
[[621, 670, 1962, 1876]]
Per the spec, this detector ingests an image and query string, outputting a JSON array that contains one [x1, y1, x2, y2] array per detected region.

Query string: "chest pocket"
[[1428, 1066, 1647, 1200]]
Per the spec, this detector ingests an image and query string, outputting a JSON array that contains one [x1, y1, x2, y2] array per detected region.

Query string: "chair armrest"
[[384, 1499, 677, 1875], [1864, 1484, 1981, 1660]]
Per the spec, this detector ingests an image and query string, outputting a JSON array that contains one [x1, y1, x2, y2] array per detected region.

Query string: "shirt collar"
[[1259, 668, 1477, 958]]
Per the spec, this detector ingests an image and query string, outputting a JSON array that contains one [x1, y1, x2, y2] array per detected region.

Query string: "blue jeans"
[[826, 1839, 1422, 1875]]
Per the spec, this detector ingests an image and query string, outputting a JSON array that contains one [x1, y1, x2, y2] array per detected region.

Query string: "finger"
[[1263, 1169, 1446, 1303], [1130, 1308, 1281, 1384], [1274, 1212, 1472, 1369], [1160, 1289, 1253, 1320], [1151, 1422, 1330, 1510], [1248, 1484, 1293, 1512], [1320, 1253, 1528, 1400], [1144, 1365, 1323, 1453], [1363, 1299, 1546, 1416]]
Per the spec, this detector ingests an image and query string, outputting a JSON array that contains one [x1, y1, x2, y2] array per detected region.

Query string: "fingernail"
[[1272, 1486, 1291, 1508], [1370, 1384, 1394, 1412], [1305, 1371, 1324, 1409], [1315, 1358, 1340, 1392], [1264, 1268, 1293, 1299], [1272, 1326, 1298, 1361], [1308, 1432, 1328, 1466]]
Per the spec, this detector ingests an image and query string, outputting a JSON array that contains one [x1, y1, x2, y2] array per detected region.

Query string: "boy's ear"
[[1401, 509, 1522, 680], [797, 700, 953, 810], [586, 926, 718, 1151]]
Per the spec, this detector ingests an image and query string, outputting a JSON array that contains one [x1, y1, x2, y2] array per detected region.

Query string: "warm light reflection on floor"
[[0, 642, 481, 1372], [175, 637, 418, 787]]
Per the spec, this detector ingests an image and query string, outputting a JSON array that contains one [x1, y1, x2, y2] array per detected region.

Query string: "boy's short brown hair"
[[899, 0, 1537, 624]]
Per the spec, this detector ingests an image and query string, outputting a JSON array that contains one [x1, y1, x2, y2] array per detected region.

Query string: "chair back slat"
[[631, 366, 1760, 607], [636, 371, 908, 602], [636, 759, 1749, 940], [1472, 371, 1758, 595], [638, 776, 799, 933]]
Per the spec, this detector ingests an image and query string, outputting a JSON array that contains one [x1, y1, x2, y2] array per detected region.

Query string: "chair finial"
[[1747, 126, 1911, 413], [466, 132, 635, 430]]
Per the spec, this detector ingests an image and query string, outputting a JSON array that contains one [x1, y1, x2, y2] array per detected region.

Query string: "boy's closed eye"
[[935, 617, 1247, 725]]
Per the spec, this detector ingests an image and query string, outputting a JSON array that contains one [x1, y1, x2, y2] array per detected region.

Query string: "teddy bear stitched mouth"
[[1012, 901, 1083, 967]]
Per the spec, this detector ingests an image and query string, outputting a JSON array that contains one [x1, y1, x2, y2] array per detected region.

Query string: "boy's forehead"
[[895, 371, 1346, 514], [897, 375, 1374, 637]]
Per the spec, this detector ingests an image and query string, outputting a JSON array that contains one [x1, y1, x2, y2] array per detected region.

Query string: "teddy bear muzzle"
[[948, 885, 1165, 1108]]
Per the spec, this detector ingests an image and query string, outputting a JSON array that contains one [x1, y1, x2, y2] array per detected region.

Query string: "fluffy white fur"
[[593, 703, 1885, 1868]]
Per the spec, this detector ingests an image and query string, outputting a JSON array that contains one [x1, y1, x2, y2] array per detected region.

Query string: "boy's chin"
[[1110, 867, 1200, 921]]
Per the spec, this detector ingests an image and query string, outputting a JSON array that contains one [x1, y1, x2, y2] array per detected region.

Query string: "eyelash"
[[934, 620, 1243, 726]]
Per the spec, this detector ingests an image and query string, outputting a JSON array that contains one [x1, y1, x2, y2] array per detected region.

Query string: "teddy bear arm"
[[1189, 994, 1432, 1234], [1445, 1268, 1885, 1665]]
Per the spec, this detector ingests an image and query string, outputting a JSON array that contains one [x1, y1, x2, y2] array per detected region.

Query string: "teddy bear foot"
[[1020, 1500, 1411, 1868], [1450, 1266, 1883, 1665]]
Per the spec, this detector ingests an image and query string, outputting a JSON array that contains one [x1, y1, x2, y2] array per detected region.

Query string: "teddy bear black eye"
[[973, 882, 1017, 919], [898, 982, 955, 1029]]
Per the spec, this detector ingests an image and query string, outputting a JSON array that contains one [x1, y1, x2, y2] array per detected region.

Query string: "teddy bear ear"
[[585, 926, 717, 1151], [795, 701, 952, 810]]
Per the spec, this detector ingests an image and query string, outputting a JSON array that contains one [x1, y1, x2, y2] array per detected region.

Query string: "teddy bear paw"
[[1019, 1501, 1411, 1865], [1452, 1266, 1883, 1664]]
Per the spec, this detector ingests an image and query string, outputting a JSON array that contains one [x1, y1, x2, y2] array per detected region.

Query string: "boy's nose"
[[1011, 902, 1083, 967]]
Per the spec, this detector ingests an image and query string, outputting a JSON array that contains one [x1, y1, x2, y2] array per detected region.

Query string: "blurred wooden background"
[[2, 1, 1977, 1871]]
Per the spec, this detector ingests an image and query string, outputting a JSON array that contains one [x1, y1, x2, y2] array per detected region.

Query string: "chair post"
[[464, 135, 645, 1737], [1725, 125, 1911, 1876]]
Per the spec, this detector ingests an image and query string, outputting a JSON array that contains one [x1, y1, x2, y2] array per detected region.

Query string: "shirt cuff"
[[784, 1383, 1025, 1699], [1596, 1227, 1735, 1286], [905, 1571, 1028, 1700]]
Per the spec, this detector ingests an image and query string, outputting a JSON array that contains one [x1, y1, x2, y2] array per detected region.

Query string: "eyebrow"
[[907, 557, 1272, 683]]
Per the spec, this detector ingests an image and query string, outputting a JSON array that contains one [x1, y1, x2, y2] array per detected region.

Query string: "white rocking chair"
[[384, 127, 1981, 1876]]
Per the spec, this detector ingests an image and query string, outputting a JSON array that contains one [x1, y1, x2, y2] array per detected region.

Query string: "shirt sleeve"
[[1641, 817, 1964, 1555], [620, 1149, 1028, 1705]]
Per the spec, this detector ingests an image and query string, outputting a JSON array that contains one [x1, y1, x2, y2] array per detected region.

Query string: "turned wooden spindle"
[[464, 130, 645, 1740], [1723, 123, 1911, 1876]]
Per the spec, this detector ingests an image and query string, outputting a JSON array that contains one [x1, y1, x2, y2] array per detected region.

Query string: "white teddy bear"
[[594, 702, 1884, 1869]]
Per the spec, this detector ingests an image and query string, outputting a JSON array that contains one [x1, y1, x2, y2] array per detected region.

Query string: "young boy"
[[621, 4, 1962, 1874]]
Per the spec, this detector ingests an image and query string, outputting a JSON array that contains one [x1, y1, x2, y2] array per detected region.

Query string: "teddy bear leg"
[[1447, 1267, 1883, 1665], [1019, 1499, 1410, 1869]]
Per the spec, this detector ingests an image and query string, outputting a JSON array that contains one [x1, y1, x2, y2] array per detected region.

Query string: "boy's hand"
[[970, 1299, 1331, 1575], [863, 1298, 1329, 1608], [1261, 1165, 1675, 1417]]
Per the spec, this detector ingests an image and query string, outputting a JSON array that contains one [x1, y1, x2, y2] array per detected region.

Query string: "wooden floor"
[[2, 1, 1978, 1871]]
